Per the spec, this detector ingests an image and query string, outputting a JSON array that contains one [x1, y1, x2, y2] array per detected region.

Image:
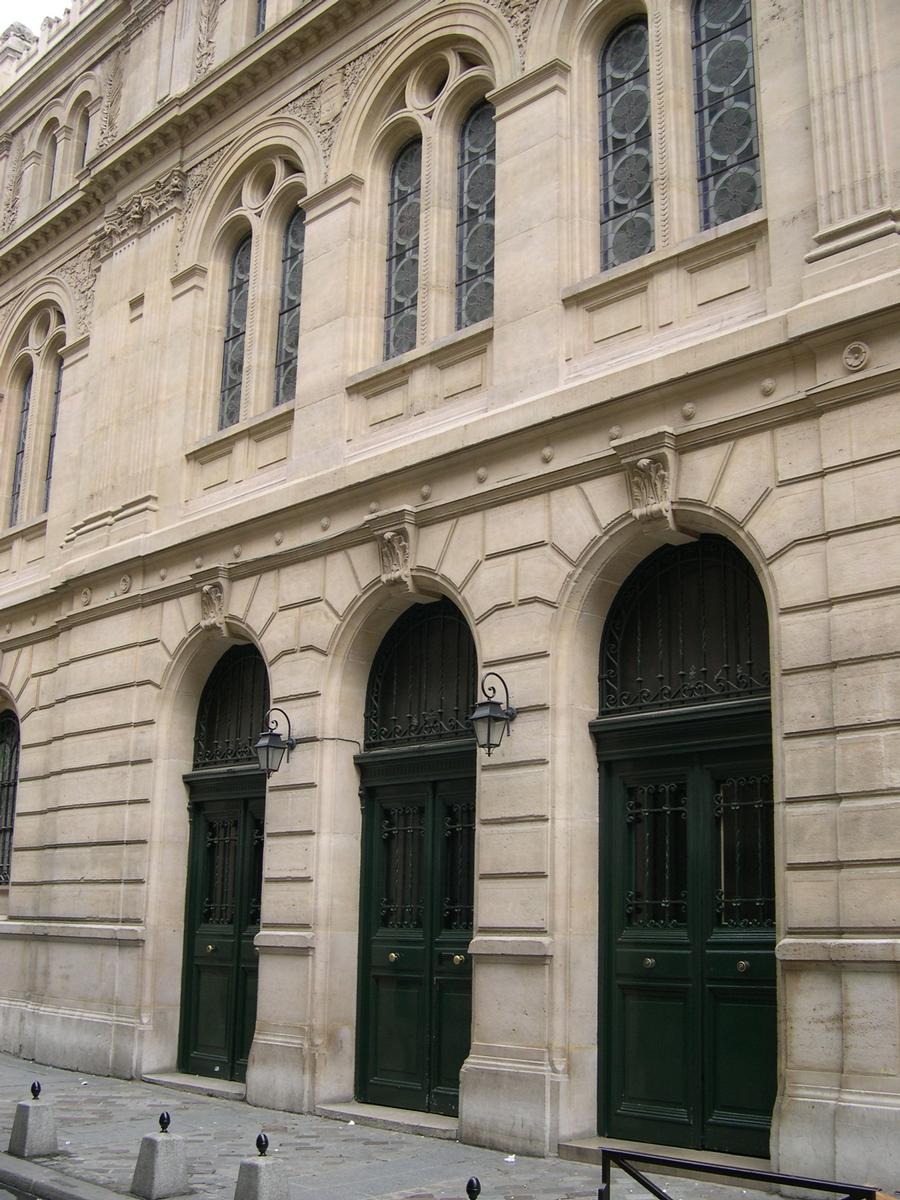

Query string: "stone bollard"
[[130, 1112, 189, 1200], [8, 1081, 59, 1158], [233, 1133, 287, 1200]]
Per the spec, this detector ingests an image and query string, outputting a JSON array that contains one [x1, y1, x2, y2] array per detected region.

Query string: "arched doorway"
[[355, 597, 477, 1117], [179, 643, 269, 1083], [592, 535, 775, 1157]]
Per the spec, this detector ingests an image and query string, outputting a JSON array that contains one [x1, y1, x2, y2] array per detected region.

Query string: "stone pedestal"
[[130, 1132, 189, 1200], [234, 1156, 288, 1200], [7, 1099, 59, 1157]]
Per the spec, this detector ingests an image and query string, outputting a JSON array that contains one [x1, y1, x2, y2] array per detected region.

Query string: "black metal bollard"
[[159, 1111, 171, 1133], [256, 1133, 269, 1157], [466, 1178, 481, 1200], [30, 1081, 41, 1100]]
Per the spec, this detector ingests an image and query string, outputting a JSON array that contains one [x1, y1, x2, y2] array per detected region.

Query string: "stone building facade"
[[0, 0, 898, 1185]]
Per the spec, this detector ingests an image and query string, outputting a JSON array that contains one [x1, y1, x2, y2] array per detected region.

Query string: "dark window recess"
[[274, 208, 305, 406], [600, 534, 770, 714], [193, 644, 270, 768], [364, 598, 477, 749], [384, 139, 422, 360], [692, 0, 761, 229], [599, 17, 654, 269], [456, 101, 495, 329], [218, 234, 252, 430], [0, 710, 20, 887]]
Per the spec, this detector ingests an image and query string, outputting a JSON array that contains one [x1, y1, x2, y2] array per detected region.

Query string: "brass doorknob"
[[206, 944, 216, 954], [737, 959, 749, 973], [452, 954, 465, 966], [643, 956, 656, 969], [388, 952, 400, 963]]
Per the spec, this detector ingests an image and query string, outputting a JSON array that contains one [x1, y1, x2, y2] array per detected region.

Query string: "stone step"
[[315, 1101, 457, 1140]]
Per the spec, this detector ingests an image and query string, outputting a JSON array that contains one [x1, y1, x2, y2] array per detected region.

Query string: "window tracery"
[[456, 101, 496, 329]]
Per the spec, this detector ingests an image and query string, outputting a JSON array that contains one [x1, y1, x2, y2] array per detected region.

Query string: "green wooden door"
[[356, 747, 475, 1116], [181, 778, 264, 1083], [601, 738, 776, 1156]]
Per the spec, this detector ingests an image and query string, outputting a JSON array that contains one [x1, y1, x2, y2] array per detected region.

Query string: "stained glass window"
[[9, 369, 32, 527], [693, 0, 761, 229], [384, 139, 422, 360], [218, 234, 252, 429], [456, 102, 495, 329], [255, 0, 266, 36], [0, 710, 19, 887], [599, 19, 654, 269], [43, 355, 63, 513], [274, 208, 305, 407]]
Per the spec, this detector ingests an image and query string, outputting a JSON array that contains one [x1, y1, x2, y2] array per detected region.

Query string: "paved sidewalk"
[[0, 1053, 768, 1200]]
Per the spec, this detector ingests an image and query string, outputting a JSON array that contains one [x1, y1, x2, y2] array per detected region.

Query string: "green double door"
[[599, 721, 776, 1157], [356, 746, 475, 1117], [181, 770, 264, 1083]]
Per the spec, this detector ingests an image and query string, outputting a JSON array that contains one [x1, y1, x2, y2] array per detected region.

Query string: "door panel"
[[602, 746, 775, 1155], [182, 790, 264, 1083], [358, 755, 475, 1116]]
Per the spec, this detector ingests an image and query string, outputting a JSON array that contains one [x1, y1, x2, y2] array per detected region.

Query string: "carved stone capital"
[[92, 169, 186, 258], [612, 427, 693, 544]]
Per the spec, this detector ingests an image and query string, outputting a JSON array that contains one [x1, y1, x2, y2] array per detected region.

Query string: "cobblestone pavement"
[[0, 1053, 767, 1200]]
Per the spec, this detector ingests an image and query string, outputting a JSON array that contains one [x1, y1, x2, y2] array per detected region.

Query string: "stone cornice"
[[0, 0, 396, 279]]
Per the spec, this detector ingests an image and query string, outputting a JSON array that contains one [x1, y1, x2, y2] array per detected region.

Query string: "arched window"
[[219, 234, 252, 429], [43, 130, 58, 203], [193, 644, 270, 768], [384, 138, 422, 361], [599, 18, 654, 269], [456, 101, 495, 330], [692, 0, 761, 230], [42, 354, 64, 512], [364, 597, 477, 749], [75, 108, 91, 171], [8, 368, 32, 528], [0, 710, 19, 887], [273, 208, 305, 406], [255, 0, 266, 35]]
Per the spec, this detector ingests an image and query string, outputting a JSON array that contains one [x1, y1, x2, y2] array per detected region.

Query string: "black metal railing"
[[598, 1149, 878, 1200]]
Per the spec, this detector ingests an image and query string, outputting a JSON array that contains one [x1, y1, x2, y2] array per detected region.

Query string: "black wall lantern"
[[469, 672, 517, 756], [254, 707, 297, 777]]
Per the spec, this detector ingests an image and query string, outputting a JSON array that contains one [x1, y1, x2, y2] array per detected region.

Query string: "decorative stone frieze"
[[92, 169, 186, 258], [612, 427, 692, 544], [56, 247, 100, 335], [97, 49, 124, 150], [1, 136, 24, 234], [193, 0, 223, 81], [174, 147, 227, 268], [484, 0, 539, 62]]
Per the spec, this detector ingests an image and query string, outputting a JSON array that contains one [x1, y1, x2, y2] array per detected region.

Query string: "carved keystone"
[[612, 427, 694, 544]]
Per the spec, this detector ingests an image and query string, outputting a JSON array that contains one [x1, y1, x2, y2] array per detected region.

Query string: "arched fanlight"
[[468, 672, 517, 756]]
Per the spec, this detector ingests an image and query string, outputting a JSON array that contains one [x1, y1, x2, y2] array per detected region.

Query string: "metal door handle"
[[388, 952, 400, 963], [643, 957, 656, 969], [736, 959, 749, 973], [206, 944, 216, 954], [452, 954, 465, 966]]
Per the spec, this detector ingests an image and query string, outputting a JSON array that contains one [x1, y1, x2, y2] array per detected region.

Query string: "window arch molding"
[[184, 136, 314, 441], [348, 45, 498, 369], [1, 299, 68, 531]]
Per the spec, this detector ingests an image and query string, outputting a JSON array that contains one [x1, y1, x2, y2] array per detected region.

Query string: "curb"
[[0, 1152, 142, 1200]]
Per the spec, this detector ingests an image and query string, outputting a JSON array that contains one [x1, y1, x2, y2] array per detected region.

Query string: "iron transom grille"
[[364, 599, 477, 750], [600, 535, 770, 715], [193, 644, 270, 769]]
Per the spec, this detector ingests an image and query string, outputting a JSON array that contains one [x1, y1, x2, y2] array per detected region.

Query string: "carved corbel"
[[366, 509, 436, 598], [197, 574, 232, 637], [612, 428, 694, 544]]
